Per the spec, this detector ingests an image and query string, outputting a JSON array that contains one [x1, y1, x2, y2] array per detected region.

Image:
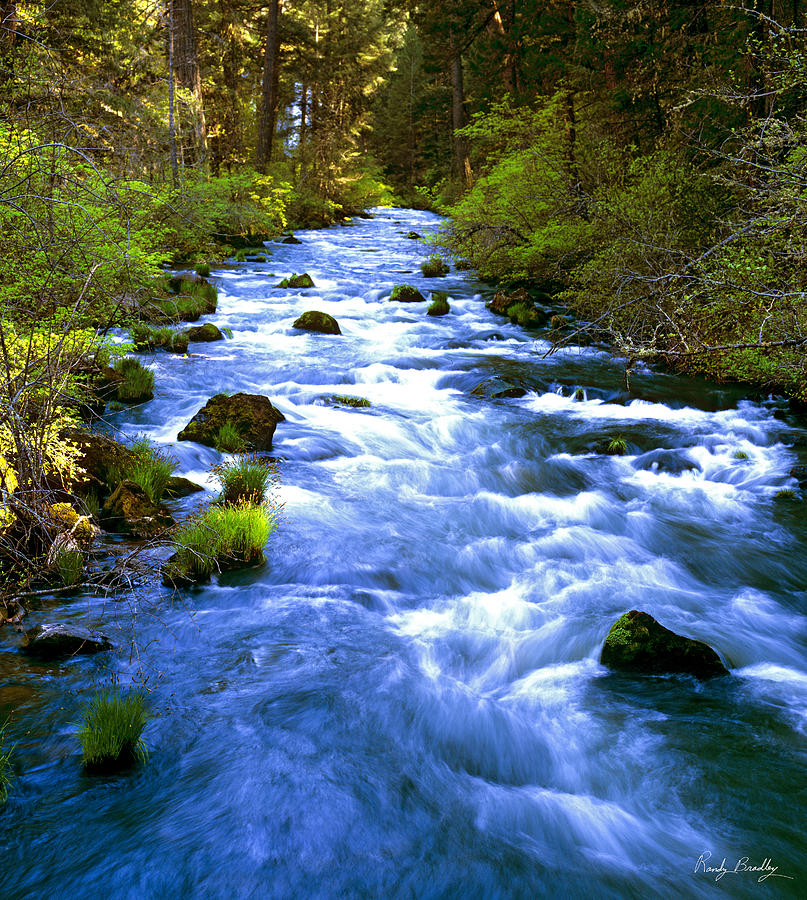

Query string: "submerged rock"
[[389, 284, 426, 303], [293, 311, 341, 334], [22, 623, 112, 659], [601, 610, 728, 679], [178, 392, 285, 451], [185, 323, 223, 343], [470, 378, 528, 399], [100, 481, 175, 538]]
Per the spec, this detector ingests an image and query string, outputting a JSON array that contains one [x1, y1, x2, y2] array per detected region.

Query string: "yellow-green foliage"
[[0, 719, 13, 804]]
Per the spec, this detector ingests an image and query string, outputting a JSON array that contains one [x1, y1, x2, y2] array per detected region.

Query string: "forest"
[[1, 3, 807, 896]]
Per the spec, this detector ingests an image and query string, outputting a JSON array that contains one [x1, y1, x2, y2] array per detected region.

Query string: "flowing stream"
[[1, 210, 806, 899]]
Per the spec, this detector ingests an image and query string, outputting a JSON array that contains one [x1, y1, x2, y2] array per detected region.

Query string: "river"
[[1, 209, 805, 898]]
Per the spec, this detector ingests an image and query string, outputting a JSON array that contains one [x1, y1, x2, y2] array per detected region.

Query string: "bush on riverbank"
[[79, 689, 149, 771], [113, 358, 155, 401]]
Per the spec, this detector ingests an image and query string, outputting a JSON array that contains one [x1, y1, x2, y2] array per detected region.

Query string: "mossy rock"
[[48, 503, 98, 544], [163, 476, 205, 499], [405, 231, 421, 240], [281, 234, 303, 244], [277, 273, 315, 289], [99, 481, 176, 539], [185, 323, 224, 343], [601, 610, 728, 679], [488, 288, 528, 316], [177, 392, 285, 451], [454, 258, 474, 271], [330, 395, 371, 408], [245, 254, 268, 262], [293, 311, 341, 335], [65, 430, 135, 494], [427, 292, 450, 317], [470, 378, 528, 399], [390, 284, 426, 303], [421, 257, 449, 278]]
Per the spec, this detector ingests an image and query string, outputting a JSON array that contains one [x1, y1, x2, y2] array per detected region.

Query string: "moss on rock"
[[601, 610, 728, 679], [292, 311, 341, 334], [390, 284, 426, 303]]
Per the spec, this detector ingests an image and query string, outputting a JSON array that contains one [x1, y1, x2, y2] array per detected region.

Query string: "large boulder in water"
[[601, 610, 728, 679], [100, 481, 175, 538], [22, 623, 112, 659], [178, 392, 285, 451], [293, 311, 341, 335], [277, 273, 314, 289], [184, 323, 223, 343]]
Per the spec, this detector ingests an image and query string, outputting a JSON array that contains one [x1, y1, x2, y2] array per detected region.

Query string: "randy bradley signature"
[[694, 851, 795, 883]]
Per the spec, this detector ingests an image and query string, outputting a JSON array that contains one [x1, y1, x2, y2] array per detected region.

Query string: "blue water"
[[1, 210, 805, 899]]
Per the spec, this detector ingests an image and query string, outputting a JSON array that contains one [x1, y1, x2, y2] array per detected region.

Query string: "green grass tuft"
[[605, 436, 628, 456], [775, 488, 797, 499], [195, 263, 211, 278], [215, 422, 246, 453], [106, 435, 177, 502], [172, 502, 275, 580], [733, 450, 749, 460], [215, 454, 278, 505], [55, 547, 84, 586], [78, 689, 150, 770], [113, 357, 154, 402]]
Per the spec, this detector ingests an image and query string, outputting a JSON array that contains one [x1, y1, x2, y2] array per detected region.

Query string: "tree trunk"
[[449, 30, 472, 191], [172, 0, 207, 168], [168, 1, 179, 187], [256, 0, 281, 174], [1, 1, 16, 46]]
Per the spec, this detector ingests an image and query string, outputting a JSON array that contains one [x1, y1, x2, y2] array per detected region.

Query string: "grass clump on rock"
[[105, 436, 177, 502], [195, 263, 211, 278], [215, 454, 278, 505], [215, 422, 247, 453], [113, 357, 154, 402], [421, 255, 449, 277], [389, 284, 426, 303], [427, 292, 450, 317], [79, 689, 150, 771], [605, 436, 628, 456], [169, 502, 275, 583], [130, 323, 188, 354]]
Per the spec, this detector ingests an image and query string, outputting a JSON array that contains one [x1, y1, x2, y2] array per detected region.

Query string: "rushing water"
[[2, 210, 806, 899]]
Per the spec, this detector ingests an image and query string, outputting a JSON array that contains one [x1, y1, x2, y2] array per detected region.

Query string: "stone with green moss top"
[[293, 311, 341, 334], [427, 292, 450, 317], [601, 610, 728, 679], [277, 273, 314, 289], [390, 284, 426, 303]]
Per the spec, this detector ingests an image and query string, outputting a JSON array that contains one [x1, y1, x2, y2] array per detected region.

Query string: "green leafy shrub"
[[0, 719, 13, 804], [215, 422, 246, 453], [106, 436, 177, 502], [79, 689, 149, 771], [421, 255, 449, 277], [215, 454, 278, 505], [113, 357, 154, 402]]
